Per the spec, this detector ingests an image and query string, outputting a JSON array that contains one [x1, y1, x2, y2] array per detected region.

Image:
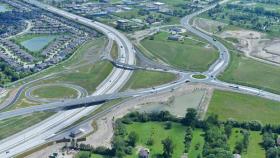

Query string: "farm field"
[[141, 32, 219, 72]]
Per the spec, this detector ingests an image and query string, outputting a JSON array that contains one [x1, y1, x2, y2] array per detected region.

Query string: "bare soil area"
[[193, 17, 280, 65], [220, 30, 280, 65]]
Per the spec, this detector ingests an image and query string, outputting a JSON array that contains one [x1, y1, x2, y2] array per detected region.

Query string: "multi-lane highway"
[[0, 0, 136, 156], [1, 0, 280, 157]]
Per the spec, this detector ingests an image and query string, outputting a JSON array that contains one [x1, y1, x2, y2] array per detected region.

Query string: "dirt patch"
[[193, 17, 227, 34], [220, 29, 280, 65]]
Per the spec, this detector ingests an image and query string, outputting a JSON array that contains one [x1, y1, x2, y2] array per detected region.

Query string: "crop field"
[[141, 32, 219, 72], [208, 90, 280, 124]]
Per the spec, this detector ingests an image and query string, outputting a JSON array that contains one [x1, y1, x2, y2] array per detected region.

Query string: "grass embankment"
[[47, 61, 113, 93], [140, 32, 219, 72], [219, 49, 280, 94], [122, 70, 176, 90], [208, 90, 280, 124], [31, 85, 78, 99], [0, 112, 54, 140], [110, 41, 118, 60]]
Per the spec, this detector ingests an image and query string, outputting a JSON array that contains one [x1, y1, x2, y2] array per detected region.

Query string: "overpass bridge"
[[0, 91, 144, 121]]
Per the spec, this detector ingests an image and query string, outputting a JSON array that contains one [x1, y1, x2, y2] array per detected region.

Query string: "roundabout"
[[191, 74, 208, 80], [25, 83, 88, 103]]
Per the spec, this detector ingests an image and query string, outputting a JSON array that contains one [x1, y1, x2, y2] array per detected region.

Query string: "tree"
[[127, 131, 139, 147], [224, 124, 232, 138], [165, 121, 172, 129], [78, 151, 91, 158], [162, 137, 174, 158], [182, 108, 197, 126], [266, 147, 278, 158]]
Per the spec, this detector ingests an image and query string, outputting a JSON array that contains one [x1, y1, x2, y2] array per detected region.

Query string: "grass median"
[[122, 70, 176, 90]]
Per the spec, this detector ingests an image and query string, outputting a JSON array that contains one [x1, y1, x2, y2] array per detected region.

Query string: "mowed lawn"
[[188, 130, 204, 158], [123, 70, 176, 90], [219, 51, 280, 94], [125, 122, 185, 158], [31, 85, 78, 99], [208, 90, 280, 124], [228, 128, 265, 158], [141, 32, 219, 72]]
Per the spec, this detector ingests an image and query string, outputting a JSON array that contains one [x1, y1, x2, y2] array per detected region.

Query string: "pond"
[[20, 35, 57, 52]]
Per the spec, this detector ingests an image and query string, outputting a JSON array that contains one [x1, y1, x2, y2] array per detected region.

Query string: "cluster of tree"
[[120, 111, 179, 124], [243, 0, 280, 5], [207, 4, 280, 32], [0, 61, 30, 85], [184, 127, 193, 153], [262, 131, 280, 158], [202, 115, 233, 158], [226, 4, 280, 18], [224, 119, 280, 134], [234, 130, 250, 154]]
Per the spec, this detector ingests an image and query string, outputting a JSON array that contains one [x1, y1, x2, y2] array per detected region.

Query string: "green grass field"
[[141, 32, 219, 72], [219, 50, 280, 94], [31, 85, 78, 99], [50, 61, 113, 93], [243, 131, 265, 158], [188, 129, 204, 158], [122, 70, 176, 90], [228, 128, 265, 158], [208, 90, 280, 124], [125, 122, 185, 158], [0, 112, 54, 140]]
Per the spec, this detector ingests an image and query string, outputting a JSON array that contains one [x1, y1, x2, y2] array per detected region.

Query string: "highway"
[[0, 0, 136, 157], [1, 0, 280, 157], [0, 73, 189, 121]]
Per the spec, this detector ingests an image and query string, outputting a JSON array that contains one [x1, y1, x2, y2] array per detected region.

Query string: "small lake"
[[0, 4, 9, 12], [20, 36, 57, 52]]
